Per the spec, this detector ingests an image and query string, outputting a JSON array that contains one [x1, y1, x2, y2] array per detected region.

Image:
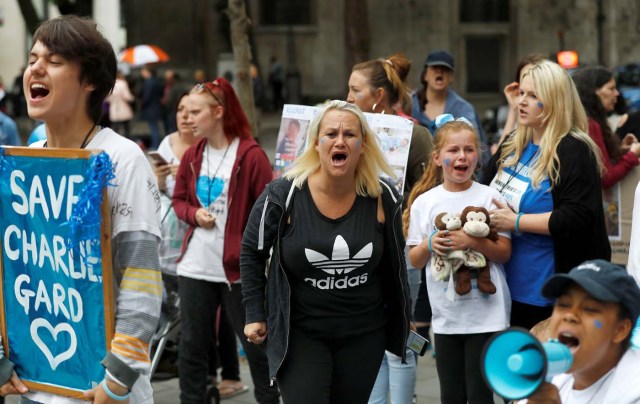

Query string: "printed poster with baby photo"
[[272, 105, 317, 178], [272, 104, 414, 194]]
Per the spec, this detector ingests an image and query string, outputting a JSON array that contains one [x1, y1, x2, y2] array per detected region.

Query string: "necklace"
[[498, 148, 539, 195], [43, 123, 98, 149], [205, 142, 231, 210]]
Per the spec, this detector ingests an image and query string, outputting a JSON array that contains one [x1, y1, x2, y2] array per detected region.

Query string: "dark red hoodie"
[[172, 136, 272, 283]]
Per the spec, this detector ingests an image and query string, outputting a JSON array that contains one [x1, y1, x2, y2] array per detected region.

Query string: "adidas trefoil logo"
[[305, 235, 372, 275]]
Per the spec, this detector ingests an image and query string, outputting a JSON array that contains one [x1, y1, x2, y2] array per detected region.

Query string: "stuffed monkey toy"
[[454, 206, 498, 295]]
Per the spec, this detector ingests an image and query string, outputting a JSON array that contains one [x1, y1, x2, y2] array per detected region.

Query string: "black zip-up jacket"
[[240, 177, 411, 380]]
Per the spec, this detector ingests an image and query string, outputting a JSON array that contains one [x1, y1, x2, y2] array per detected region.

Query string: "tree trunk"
[[225, 0, 258, 137], [16, 0, 41, 35], [344, 0, 371, 80], [17, 0, 94, 35]]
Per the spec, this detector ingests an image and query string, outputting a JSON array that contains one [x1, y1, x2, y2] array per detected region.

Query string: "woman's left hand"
[[621, 133, 637, 154], [489, 199, 517, 232]]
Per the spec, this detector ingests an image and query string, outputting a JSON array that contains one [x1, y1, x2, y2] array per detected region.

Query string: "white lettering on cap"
[[577, 262, 601, 272]]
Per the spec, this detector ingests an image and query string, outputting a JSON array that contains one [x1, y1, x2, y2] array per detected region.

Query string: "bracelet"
[[515, 212, 524, 234], [427, 230, 437, 254], [101, 379, 131, 401]]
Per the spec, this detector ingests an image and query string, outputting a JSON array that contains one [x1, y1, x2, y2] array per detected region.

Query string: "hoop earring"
[[372, 103, 378, 113]]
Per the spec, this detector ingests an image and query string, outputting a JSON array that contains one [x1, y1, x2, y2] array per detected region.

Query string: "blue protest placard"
[[0, 147, 115, 399]]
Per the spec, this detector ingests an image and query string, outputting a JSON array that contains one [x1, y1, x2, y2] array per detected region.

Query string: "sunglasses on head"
[[194, 80, 224, 106]]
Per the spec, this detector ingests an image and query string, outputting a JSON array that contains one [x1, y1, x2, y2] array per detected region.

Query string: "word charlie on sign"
[[0, 147, 115, 399]]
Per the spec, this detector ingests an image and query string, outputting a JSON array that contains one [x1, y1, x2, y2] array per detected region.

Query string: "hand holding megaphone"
[[481, 328, 573, 401]]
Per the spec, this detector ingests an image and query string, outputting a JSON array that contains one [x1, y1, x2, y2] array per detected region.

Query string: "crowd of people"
[[0, 14, 639, 404]]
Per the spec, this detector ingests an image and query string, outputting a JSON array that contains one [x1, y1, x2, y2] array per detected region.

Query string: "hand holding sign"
[[0, 371, 28, 397]]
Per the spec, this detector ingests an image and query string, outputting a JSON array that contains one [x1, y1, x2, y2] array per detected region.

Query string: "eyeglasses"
[[193, 80, 224, 106]]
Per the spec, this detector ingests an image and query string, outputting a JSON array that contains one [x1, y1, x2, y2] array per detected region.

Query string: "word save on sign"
[[0, 148, 114, 399]]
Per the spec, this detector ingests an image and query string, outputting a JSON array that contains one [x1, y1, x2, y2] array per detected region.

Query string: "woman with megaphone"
[[508, 260, 640, 403]]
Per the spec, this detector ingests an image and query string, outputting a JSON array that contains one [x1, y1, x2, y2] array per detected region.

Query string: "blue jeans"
[[368, 349, 416, 404]]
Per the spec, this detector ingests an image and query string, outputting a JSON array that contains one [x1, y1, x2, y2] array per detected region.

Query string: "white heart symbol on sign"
[[30, 318, 78, 371]]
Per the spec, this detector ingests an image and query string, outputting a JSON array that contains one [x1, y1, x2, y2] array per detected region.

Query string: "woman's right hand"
[[503, 81, 520, 110], [153, 162, 171, 191], [628, 139, 640, 158], [195, 208, 216, 229], [244, 322, 268, 344]]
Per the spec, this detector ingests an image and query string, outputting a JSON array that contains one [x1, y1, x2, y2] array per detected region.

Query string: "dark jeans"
[[278, 328, 386, 404], [434, 332, 495, 404], [510, 300, 553, 331], [209, 305, 240, 381], [178, 277, 279, 404]]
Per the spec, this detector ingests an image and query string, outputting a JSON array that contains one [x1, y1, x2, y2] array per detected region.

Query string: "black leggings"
[[434, 332, 495, 404], [278, 328, 386, 404]]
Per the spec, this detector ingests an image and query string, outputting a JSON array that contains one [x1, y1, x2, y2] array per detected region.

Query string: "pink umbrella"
[[118, 44, 169, 67]]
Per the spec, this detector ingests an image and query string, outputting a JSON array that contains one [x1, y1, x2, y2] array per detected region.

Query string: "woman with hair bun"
[[347, 53, 432, 404]]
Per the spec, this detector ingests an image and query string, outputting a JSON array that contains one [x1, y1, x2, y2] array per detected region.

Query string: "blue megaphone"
[[481, 327, 573, 400]]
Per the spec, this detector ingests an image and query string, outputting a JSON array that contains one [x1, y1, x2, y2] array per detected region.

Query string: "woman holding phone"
[[171, 78, 277, 404]]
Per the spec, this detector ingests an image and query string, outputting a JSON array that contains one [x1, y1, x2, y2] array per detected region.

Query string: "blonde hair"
[[498, 60, 603, 188], [284, 100, 394, 197], [402, 120, 482, 235]]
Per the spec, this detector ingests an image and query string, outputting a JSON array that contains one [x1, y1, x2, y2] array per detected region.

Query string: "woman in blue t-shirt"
[[482, 60, 611, 330]]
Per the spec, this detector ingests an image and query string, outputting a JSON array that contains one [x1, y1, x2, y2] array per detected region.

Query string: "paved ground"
[[151, 352, 444, 404]]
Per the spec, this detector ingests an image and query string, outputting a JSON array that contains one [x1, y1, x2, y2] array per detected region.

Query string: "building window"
[[466, 36, 502, 93], [260, 0, 312, 26], [460, 0, 509, 23]]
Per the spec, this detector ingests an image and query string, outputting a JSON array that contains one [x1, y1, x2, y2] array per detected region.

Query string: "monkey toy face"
[[461, 207, 491, 238], [435, 212, 462, 231]]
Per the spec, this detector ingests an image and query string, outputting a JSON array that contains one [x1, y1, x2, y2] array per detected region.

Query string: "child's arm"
[[409, 241, 431, 269]]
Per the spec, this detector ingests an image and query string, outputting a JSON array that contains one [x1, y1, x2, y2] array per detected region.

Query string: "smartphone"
[[148, 151, 168, 165], [407, 330, 429, 356]]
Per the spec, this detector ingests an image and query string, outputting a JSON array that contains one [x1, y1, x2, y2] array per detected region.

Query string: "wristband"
[[427, 230, 437, 254], [101, 379, 131, 401], [515, 212, 524, 234]]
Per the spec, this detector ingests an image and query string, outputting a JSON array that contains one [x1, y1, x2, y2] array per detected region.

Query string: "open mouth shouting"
[[557, 331, 580, 355], [453, 164, 469, 174], [331, 151, 348, 167], [30, 82, 50, 101]]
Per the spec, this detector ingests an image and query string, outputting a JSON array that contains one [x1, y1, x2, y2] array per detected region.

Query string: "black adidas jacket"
[[240, 177, 411, 381]]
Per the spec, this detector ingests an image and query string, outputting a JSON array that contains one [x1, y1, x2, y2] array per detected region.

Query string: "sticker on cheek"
[[443, 158, 451, 166], [537, 102, 543, 108], [594, 320, 603, 329], [355, 140, 362, 148], [320, 137, 326, 144]]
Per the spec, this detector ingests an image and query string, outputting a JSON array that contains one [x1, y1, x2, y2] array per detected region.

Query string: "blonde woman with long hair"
[[482, 60, 611, 330], [241, 100, 411, 403]]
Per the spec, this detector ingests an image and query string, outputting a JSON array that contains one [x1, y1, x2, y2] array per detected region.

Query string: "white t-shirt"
[[156, 135, 186, 275], [28, 127, 161, 403], [177, 138, 239, 283], [518, 349, 640, 403], [406, 182, 511, 334]]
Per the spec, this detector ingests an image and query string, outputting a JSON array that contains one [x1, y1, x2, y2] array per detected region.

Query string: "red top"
[[587, 118, 639, 189], [172, 136, 273, 283]]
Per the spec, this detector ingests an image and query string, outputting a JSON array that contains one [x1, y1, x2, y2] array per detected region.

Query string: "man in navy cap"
[[524, 259, 640, 403], [410, 50, 487, 152]]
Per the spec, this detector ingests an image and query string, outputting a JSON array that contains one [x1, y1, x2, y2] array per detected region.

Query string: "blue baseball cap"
[[424, 50, 455, 71], [542, 260, 640, 322]]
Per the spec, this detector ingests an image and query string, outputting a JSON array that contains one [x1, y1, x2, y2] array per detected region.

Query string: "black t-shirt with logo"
[[281, 184, 386, 338]]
